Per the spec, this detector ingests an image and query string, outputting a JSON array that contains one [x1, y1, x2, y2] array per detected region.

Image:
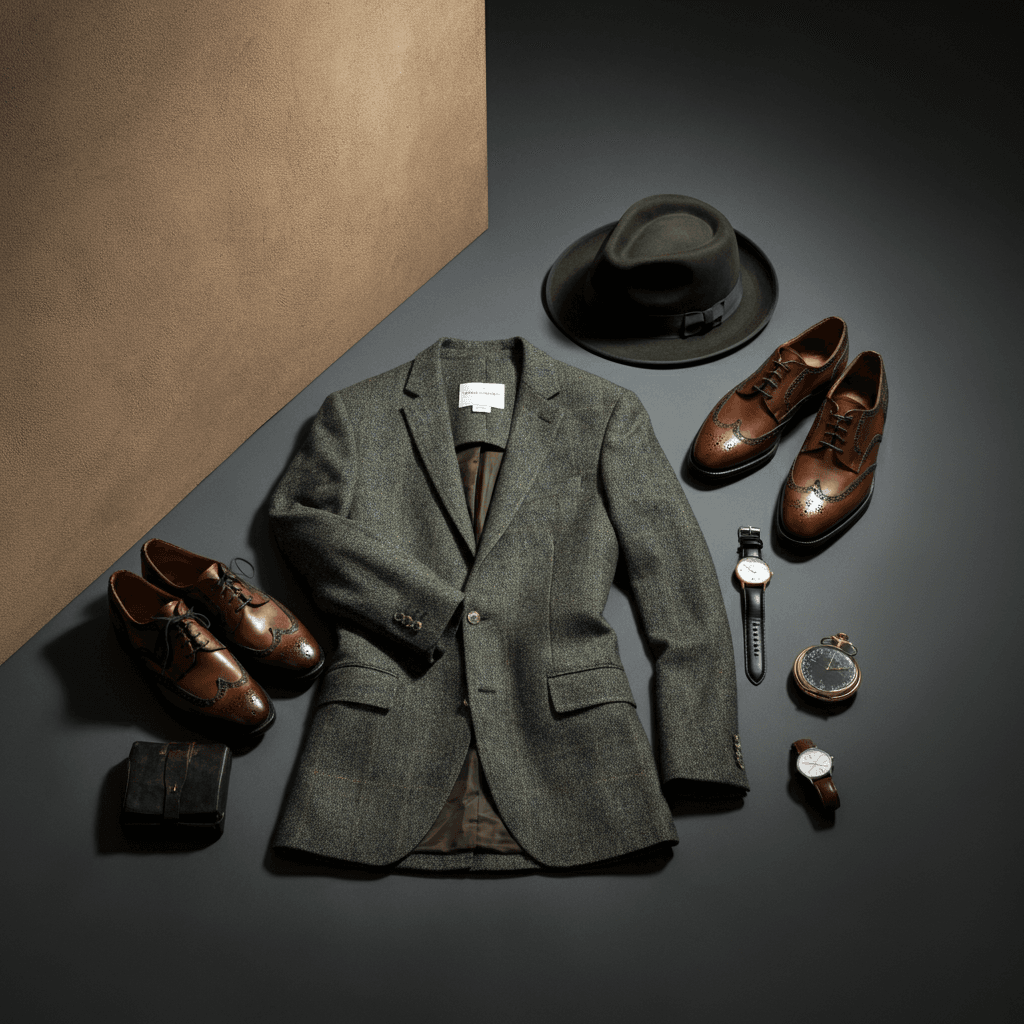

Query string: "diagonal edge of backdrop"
[[0, 0, 488, 666]]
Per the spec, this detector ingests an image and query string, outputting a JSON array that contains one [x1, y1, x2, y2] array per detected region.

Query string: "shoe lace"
[[821, 409, 852, 452], [214, 557, 258, 612], [753, 359, 788, 400], [151, 608, 212, 673]]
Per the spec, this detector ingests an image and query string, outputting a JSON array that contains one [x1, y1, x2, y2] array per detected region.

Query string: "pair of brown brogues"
[[688, 316, 887, 546], [108, 539, 324, 736]]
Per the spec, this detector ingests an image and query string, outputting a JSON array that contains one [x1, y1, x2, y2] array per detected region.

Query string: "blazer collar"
[[403, 336, 561, 402], [400, 337, 563, 560]]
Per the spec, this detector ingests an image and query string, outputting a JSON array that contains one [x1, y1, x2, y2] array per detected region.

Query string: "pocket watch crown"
[[822, 632, 857, 656]]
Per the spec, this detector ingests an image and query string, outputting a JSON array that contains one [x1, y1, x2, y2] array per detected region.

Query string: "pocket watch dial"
[[796, 748, 832, 778], [735, 557, 771, 584], [799, 645, 857, 692]]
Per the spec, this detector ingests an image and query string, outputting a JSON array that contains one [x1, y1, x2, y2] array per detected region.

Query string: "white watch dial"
[[735, 557, 771, 585], [796, 748, 833, 779]]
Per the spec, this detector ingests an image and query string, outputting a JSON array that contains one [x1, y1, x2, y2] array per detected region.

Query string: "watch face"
[[796, 747, 832, 779], [797, 645, 859, 696], [735, 557, 771, 585]]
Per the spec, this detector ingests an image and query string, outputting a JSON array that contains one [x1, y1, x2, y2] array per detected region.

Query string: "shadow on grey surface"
[[787, 670, 858, 719], [44, 596, 207, 735], [265, 841, 673, 880], [769, 514, 853, 565], [681, 452, 771, 492], [786, 766, 838, 832], [663, 778, 746, 815]]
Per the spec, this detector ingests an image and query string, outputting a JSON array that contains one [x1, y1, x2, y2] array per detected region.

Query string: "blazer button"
[[466, 611, 481, 625]]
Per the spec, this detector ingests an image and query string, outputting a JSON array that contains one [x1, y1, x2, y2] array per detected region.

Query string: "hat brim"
[[542, 222, 779, 368]]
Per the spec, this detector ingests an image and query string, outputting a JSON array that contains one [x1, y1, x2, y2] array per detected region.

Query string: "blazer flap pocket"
[[548, 666, 636, 714], [316, 665, 399, 710]]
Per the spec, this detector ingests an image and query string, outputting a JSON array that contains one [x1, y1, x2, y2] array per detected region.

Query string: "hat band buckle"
[[636, 275, 744, 338], [680, 276, 744, 337]]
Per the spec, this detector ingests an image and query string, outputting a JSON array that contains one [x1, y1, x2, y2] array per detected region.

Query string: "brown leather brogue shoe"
[[140, 538, 324, 682], [108, 570, 275, 734], [777, 350, 888, 546], [688, 316, 849, 479]]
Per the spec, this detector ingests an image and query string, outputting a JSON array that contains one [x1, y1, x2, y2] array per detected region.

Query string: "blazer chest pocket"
[[520, 474, 583, 525], [547, 666, 636, 715], [315, 665, 399, 712]]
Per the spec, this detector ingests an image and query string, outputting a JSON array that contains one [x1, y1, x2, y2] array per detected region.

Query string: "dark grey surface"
[[4, 2, 1021, 1020]]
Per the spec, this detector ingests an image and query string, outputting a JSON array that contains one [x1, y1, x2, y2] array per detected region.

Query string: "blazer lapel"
[[474, 341, 563, 566], [401, 345, 477, 555]]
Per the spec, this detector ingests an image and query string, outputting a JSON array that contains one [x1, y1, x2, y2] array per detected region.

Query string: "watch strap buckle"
[[737, 525, 763, 555]]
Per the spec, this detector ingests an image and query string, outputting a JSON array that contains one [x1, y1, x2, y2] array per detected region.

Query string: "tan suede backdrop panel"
[[0, 1, 488, 665]]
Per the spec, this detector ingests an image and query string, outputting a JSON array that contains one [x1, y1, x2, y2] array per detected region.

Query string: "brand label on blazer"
[[459, 382, 505, 414]]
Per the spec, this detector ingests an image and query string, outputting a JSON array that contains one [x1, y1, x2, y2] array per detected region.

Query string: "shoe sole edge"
[[776, 478, 875, 547]]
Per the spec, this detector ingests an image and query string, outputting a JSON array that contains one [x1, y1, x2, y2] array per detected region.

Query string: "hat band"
[[639, 275, 744, 338]]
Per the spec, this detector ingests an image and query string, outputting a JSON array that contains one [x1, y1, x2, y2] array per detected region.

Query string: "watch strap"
[[792, 738, 814, 755], [741, 583, 765, 683], [738, 526, 763, 559], [813, 775, 841, 810]]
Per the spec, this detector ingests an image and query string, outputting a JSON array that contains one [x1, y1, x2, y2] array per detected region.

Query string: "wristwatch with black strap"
[[734, 526, 772, 684]]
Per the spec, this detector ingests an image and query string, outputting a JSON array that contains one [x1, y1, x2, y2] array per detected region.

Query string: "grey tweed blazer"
[[269, 336, 748, 871]]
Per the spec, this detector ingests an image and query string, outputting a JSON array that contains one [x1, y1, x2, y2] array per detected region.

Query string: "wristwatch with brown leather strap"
[[792, 738, 840, 810]]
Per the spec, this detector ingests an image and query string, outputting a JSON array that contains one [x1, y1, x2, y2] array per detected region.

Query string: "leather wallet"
[[121, 741, 232, 835]]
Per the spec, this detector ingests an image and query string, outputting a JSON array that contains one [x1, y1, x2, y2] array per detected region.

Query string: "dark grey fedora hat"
[[543, 194, 778, 368]]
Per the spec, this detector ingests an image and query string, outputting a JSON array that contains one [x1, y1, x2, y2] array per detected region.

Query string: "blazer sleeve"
[[599, 389, 750, 791], [269, 391, 466, 657]]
